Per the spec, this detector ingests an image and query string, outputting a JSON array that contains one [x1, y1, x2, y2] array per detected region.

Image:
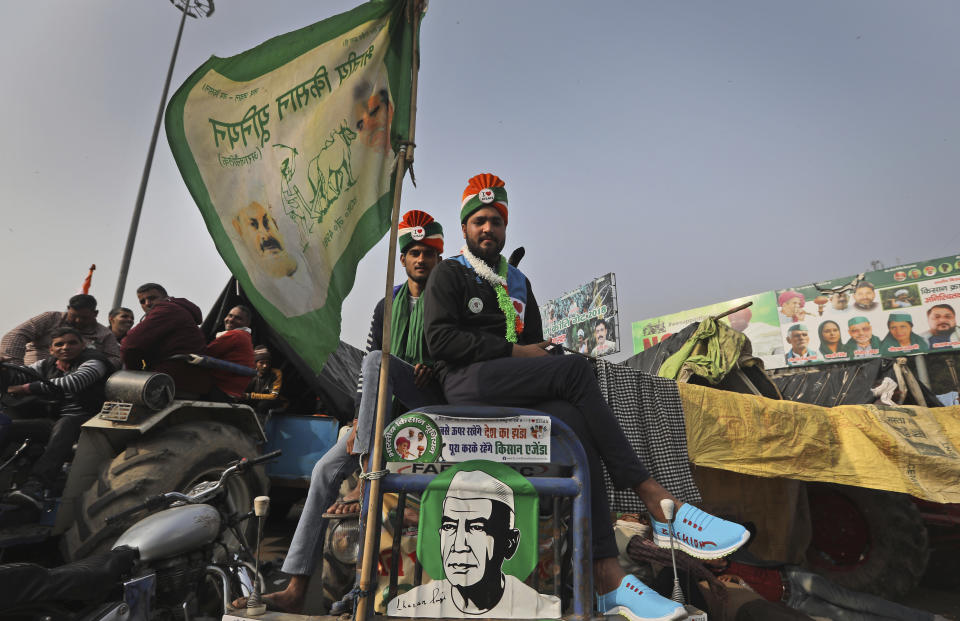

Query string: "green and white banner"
[[166, 1, 419, 372]]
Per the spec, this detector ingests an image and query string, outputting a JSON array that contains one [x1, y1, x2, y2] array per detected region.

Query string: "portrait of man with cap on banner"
[[388, 461, 560, 618], [784, 323, 819, 366], [844, 316, 882, 358], [881, 313, 929, 355]]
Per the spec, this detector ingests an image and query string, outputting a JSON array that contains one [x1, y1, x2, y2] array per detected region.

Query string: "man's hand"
[[7, 384, 30, 396], [511, 341, 550, 358], [413, 363, 434, 388], [346, 418, 359, 454]]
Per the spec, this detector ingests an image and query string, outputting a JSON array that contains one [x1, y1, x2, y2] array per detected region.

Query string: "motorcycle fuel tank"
[[113, 504, 221, 562]]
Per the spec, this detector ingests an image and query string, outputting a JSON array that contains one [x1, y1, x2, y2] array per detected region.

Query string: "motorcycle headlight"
[[330, 519, 361, 565]]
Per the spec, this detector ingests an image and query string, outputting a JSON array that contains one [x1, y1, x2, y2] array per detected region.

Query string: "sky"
[[1, 0, 958, 361]]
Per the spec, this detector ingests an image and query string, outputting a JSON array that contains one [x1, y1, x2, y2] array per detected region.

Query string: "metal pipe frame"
[[357, 407, 594, 621]]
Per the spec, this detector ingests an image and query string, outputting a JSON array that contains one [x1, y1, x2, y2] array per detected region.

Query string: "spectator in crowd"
[[0, 294, 120, 370], [108, 307, 135, 343], [920, 304, 960, 349], [244, 347, 284, 415], [843, 316, 881, 357], [205, 305, 255, 399], [121, 283, 210, 396], [2, 327, 111, 508], [852, 281, 879, 311], [881, 313, 928, 355]]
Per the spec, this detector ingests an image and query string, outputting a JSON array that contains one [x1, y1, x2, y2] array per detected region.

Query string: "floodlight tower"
[[113, 0, 215, 309]]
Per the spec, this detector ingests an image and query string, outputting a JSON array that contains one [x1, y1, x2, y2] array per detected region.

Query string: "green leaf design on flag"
[[165, 0, 419, 373]]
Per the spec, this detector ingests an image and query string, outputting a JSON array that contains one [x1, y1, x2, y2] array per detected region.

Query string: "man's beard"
[[466, 237, 503, 268]]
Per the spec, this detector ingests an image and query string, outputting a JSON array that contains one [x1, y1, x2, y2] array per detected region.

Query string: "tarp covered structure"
[[680, 383, 960, 504], [624, 320, 781, 400], [769, 356, 944, 408]]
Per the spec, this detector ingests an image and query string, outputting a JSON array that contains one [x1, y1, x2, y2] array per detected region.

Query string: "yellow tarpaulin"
[[679, 383, 960, 504]]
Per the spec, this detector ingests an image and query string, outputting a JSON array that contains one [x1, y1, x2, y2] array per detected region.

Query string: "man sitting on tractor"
[[422, 173, 751, 621], [230, 209, 446, 613], [1, 294, 121, 370], [1, 327, 111, 509], [121, 283, 210, 397], [205, 305, 255, 400]]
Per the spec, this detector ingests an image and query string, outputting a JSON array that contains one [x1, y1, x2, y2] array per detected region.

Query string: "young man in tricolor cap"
[[422, 173, 750, 621], [232, 210, 446, 613]]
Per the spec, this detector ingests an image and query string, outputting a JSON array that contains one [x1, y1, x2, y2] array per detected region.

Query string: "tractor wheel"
[[805, 483, 928, 599], [61, 421, 267, 561]]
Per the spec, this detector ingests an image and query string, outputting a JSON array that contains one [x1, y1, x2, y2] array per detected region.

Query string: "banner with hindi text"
[[165, 0, 419, 372]]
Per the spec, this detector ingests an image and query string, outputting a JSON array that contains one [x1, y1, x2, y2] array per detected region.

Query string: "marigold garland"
[[461, 245, 521, 343]]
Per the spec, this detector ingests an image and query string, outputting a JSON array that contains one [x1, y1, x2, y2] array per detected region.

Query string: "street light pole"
[[112, 0, 214, 309]]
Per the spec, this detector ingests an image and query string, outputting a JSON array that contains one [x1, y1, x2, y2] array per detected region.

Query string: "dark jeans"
[[442, 354, 650, 559], [3, 410, 87, 487]]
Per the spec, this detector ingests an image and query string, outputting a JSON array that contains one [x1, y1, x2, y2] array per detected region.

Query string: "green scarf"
[[390, 282, 429, 365]]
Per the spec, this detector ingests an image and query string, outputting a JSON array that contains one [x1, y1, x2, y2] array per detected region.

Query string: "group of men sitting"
[[0, 284, 285, 509], [229, 173, 751, 621]]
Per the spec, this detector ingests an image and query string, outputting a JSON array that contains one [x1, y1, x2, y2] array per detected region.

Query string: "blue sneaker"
[[650, 503, 749, 559], [597, 574, 686, 621]]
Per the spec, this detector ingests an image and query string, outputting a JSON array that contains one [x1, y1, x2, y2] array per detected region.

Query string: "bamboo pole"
[[355, 3, 423, 619]]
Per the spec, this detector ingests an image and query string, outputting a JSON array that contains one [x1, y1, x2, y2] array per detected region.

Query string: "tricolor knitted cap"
[[461, 173, 508, 224], [398, 210, 443, 254]]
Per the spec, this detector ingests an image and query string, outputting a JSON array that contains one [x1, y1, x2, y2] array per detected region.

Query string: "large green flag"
[[166, 0, 419, 372]]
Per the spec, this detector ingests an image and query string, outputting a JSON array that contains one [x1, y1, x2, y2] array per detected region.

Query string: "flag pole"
[[355, 2, 423, 619]]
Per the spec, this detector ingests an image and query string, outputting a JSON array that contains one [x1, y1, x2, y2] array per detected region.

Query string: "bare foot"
[[326, 483, 363, 514]]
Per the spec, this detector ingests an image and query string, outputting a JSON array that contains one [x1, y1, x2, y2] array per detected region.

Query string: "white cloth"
[[387, 574, 560, 618]]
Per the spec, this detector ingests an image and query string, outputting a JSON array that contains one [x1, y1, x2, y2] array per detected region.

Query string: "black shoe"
[[329, 586, 359, 615], [7, 479, 44, 510]]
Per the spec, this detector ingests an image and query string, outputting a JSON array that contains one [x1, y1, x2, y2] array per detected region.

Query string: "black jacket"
[[423, 259, 543, 379]]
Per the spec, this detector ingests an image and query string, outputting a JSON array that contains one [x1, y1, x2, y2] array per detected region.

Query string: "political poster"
[[165, 1, 419, 373], [631, 253, 960, 371], [631, 292, 783, 370], [540, 273, 620, 357], [775, 254, 960, 368]]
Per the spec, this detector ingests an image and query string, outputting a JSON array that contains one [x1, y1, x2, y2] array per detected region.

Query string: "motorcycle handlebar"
[[103, 450, 280, 525]]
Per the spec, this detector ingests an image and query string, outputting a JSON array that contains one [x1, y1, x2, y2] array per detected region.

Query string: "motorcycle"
[[0, 450, 281, 621]]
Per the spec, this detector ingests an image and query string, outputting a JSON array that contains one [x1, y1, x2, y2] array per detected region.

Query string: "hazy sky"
[[2, 1, 958, 360]]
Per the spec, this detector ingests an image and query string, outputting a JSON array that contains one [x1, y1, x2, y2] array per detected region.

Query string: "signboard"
[[632, 292, 783, 370], [432, 415, 551, 463], [384, 413, 551, 464], [540, 273, 620, 356], [775, 254, 960, 368], [631, 253, 960, 370]]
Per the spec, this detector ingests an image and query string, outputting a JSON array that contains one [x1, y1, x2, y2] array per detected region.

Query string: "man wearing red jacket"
[[205, 305, 255, 399], [121, 283, 210, 396]]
